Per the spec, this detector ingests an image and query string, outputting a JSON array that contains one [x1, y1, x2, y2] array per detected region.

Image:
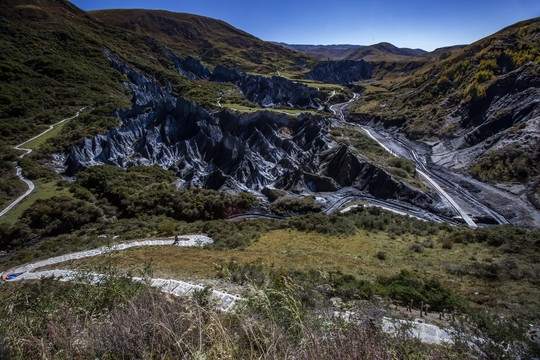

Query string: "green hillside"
[[0, 0, 273, 210], [90, 9, 316, 73], [350, 17, 540, 138], [349, 17, 540, 184]]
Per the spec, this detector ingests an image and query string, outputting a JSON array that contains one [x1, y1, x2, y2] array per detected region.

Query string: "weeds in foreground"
[[1, 269, 537, 359]]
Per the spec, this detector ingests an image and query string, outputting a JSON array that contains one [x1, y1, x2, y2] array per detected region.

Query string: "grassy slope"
[[90, 9, 317, 74], [0, 0, 249, 215], [34, 224, 540, 323], [349, 17, 540, 138], [348, 17, 540, 183]]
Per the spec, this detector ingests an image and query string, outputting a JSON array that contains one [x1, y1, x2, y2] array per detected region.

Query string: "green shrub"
[[286, 213, 356, 236], [463, 81, 486, 101], [261, 187, 286, 202], [475, 69, 495, 83], [270, 196, 322, 216], [157, 220, 175, 235], [75, 165, 258, 221], [22, 195, 102, 236], [376, 270, 463, 311], [469, 144, 538, 183]]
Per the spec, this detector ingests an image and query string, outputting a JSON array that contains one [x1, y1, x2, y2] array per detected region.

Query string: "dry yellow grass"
[[46, 228, 525, 304]]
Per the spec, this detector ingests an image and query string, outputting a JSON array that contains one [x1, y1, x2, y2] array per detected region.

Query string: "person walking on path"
[[173, 235, 179, 245]]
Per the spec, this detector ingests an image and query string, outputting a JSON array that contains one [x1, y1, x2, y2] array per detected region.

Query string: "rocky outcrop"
[[458, 66, 540, 148], [304, 60, 374, 85], [164, 47, 212, 80], [162, 47, 321, 109], [65, 54, 435, 211], [432, 64, 540, 172], [234, 74, 321, 108]]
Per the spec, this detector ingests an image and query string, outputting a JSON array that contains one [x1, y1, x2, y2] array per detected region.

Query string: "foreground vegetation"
[[2, 182, 539, 330], [1, 265, 537, 359]]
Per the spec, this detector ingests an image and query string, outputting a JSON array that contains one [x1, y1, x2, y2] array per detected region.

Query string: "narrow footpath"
[[0, 108, 85, 219], [1, 235, 241, 312], [1, 235, 454, 343]]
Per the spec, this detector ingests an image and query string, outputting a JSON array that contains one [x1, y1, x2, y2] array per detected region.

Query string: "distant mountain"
[[272, 43, 364, 60], [276, 42, 426, 61], [348, 17, 540, 187], [418, 45, 467, 60], [344, 42, 426, 61], [90, 9, 315, 73]]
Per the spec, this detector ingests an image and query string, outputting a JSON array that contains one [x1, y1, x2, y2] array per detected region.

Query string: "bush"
[[388, 157, 415, 175], [157, 220, 175, 235], [463, 81, 486, 101], [408, 242, 424, 253], [75, 165, 258, 221], [287, 213, 356, 236], [270, 196, 322, 216], [441, 238, 454, 249], [475, 70, 495, 83], [376, 270, 463, 311], [261, 187, 286, 202], [468, 144, 538, 183], [454, 309, 537, 359], [22, 195, 102, 237]]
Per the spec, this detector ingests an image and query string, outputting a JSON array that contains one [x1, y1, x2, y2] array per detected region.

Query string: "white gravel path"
[[8, 269, 241, 312], [0, 235, 242, 310], [2, 234, 455, 342], [0, 108, 85, 219], [2, 235, 213, 275], [382, 317, 454, 345]]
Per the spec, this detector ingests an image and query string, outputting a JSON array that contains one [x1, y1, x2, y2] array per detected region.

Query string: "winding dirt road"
[[0, 108, 85, 219], [330, 95, 482, 228], [1, 235, 241, 311]]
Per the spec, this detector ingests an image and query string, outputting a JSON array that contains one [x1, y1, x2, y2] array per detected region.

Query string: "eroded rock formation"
[[304, 60, 374, 85], [65, 53, 437, 212], [164, 47, 321, 109]]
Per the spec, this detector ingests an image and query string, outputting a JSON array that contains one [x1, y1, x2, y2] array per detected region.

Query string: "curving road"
[[330, 95, 480, 228], [1, 235, 455, 342], [363, 127, 478, 228], [1, 235, 241, 311], [0, 108, 85, 219], [329, 92, 359, 121]]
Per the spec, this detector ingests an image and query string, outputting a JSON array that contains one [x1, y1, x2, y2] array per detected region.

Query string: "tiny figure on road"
[[173, 235, 179, 245]]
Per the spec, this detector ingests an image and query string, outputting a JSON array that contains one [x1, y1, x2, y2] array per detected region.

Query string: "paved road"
[[2, 235, 455, 341], [1, 235, 240, 311], [331, 95, 478, 228], [0, 108, 85, 219]]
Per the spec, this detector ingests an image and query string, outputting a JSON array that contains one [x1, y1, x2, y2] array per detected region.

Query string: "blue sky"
[[71, 0, 540, 51]]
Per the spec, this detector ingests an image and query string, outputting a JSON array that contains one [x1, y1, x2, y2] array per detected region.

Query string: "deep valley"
[[0, 0, 539, 358]]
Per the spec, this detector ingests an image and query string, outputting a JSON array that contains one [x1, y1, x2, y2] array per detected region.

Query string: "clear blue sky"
[[71, 0, 540, 51]]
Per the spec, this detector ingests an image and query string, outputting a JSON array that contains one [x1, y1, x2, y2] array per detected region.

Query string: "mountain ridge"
[[275, 41, 426, 61], [89, 8, 316, 73]]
